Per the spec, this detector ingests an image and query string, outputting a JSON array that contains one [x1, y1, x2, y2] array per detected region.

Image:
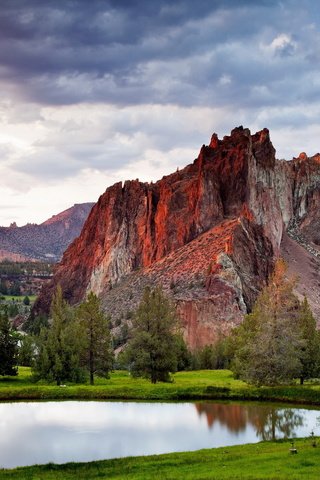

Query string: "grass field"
[[0, 437, 319, 479], [1, 367, 320, 405]]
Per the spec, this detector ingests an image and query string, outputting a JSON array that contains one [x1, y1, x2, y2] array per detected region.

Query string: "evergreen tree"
[[23, 313, 48, 336], [18, 334, 35, 367], [8, 302, 19, 318], [23, 296, 30, 306], [297, 297, 320, 384], [231, 260, 304, 386], [33, 286, 83, 384], [76, 292, 113, 385], [0, 308, 18, 376], [125, 286, 180, 383]]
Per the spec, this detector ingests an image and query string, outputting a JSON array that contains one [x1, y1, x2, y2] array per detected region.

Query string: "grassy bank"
[[1, 438, 319, 479], [1, 367, 320, 405]]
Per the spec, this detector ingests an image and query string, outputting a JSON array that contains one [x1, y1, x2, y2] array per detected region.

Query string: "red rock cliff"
[[34, 127, 320, 347]]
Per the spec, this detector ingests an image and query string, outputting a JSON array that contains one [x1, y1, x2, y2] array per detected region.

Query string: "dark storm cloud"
[[0, 0, 299, 109]]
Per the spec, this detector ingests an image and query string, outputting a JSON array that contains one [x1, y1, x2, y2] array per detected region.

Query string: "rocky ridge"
[[34, 127, 320, 348], [0, 203, 94, 262]]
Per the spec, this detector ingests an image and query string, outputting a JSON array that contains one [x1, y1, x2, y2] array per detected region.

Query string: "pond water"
[[1, 400, 319, 468]]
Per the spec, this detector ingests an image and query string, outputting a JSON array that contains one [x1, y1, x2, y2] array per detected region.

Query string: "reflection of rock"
[[195, 403, 247, 432], [194, 403, 304, 440]]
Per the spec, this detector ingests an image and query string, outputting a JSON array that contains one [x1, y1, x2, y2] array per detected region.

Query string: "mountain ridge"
[[0, 203, 95, 262], [34, 127, 320, 348]]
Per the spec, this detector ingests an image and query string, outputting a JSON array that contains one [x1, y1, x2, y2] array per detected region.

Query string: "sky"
[[1, 0, 320, 226]]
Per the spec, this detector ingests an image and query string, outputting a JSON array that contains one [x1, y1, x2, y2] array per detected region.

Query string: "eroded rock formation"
[[34, 127, 320, 348]]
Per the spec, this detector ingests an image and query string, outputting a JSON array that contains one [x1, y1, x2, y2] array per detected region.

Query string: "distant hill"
[[0, 203, 95, 262]]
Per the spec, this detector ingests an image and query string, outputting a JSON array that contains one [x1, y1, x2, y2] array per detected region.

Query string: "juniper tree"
[[231, 260, 304, 386], [297, 296, 320, 384], [125, 286, 181, 383], [76, 292, 113, 385], [33, 286, 83, 384]]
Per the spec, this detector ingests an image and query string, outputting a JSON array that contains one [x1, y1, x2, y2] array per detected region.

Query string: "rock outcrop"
[[34, 127, 320, 348]]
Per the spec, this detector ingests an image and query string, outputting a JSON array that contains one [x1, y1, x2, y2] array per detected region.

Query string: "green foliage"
[[18, 334, 35, 367], [76, 292, 113, 385], [32, 286, 84, 385], [231, 260, 319, 386], [193, 337, 233, 370], [124, 286, 181, 383], [23, 313, 49, 335], [297, 297, 320, 384], [23, 295, 30, 306], [7, 301, 19, 318], [0, 260, 53, 276], [175, 335, 193, 371], [0, 308, 18, 376]]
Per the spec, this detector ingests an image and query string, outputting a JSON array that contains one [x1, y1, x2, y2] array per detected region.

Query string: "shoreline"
[[1, 368, 320, 406], [1, 438, 319, 479]]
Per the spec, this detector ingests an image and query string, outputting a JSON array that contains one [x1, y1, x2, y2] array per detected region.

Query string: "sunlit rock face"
[[34, 127, 320, 348]]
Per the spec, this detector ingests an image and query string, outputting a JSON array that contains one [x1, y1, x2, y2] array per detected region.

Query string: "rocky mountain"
[[34, 127, 320, 349], [0, 203, 94, 262]]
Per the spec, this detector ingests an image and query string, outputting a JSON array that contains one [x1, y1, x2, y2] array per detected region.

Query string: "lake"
[[1, 400, 319, 468]]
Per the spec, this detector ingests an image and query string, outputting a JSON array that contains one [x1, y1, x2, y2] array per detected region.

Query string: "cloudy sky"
[[0, 0, 320, 225]]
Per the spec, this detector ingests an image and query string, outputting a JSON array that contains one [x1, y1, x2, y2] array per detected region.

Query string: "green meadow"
[[0, 438, 319, 479], [1, 367, 320, 405]]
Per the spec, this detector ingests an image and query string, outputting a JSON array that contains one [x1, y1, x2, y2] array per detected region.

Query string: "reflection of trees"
[[246, 406, 304, 441], [194, 403, 305, 440]]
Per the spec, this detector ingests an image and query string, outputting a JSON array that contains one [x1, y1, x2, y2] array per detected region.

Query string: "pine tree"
[[18, 334, 35, 367], [125, 286, 180, 383], [0, 308, 18, 376], [231, 260, 304, 386], [33, 286, 83, 384], [76, 292, 113, 385], [297, 297, 320, 384]]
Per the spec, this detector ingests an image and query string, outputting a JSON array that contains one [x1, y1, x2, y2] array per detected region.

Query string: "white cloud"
[[265, 33, 297, 56]]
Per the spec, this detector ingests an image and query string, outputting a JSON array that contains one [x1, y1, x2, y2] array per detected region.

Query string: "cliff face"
[[34, 127, 320, 348]]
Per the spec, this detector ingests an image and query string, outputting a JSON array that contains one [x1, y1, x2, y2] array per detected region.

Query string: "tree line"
[[0, 259, 320, 386], [0, 285, 190, 385]]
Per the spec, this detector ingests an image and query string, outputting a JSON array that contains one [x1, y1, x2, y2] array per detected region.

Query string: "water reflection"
[[0, 401, 318, 469], [195, 403, 305, 440], [248, 406, 304, 441], [195, 403, 247, 432]]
